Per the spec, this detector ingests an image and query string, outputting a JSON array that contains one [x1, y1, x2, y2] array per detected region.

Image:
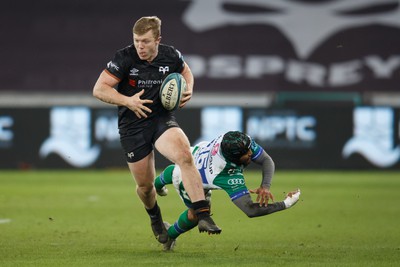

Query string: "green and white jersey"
[[172, 134, 264, 203]]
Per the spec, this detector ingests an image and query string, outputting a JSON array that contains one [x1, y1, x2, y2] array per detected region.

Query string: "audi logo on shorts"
[[227, 178, 245, 185]]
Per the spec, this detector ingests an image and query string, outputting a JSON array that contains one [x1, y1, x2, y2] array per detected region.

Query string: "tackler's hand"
[[249, 187, 274, 207]]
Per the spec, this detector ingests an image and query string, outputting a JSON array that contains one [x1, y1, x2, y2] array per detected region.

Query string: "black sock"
[[145, 202, 161, 222], [192, 200, 210, 219]]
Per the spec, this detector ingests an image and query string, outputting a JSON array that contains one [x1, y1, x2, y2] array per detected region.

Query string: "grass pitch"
[[1, 170, 399, 267]]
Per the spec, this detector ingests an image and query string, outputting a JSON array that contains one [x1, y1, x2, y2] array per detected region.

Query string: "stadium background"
[[1, 0, 400, 170]]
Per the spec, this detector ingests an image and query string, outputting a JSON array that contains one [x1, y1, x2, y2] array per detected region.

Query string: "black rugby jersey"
[[105, 44, 185, 134]]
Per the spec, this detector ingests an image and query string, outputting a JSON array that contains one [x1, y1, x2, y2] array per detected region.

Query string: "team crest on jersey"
[[227, 168, 236, 175], [159, 66, 169, 74]]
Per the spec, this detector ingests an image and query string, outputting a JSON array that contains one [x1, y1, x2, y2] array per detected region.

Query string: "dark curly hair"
[[221, 131, 251, 164]]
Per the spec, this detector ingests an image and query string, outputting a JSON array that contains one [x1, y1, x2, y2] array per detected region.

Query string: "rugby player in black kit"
[[93, 16, 221, 245]]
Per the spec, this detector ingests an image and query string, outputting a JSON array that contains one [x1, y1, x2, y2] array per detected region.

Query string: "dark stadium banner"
[[1, 106, 400, 170], [2, 0, 400, 93]]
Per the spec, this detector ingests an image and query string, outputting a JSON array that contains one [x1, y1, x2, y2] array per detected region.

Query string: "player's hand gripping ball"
[[159, 73, 187, 111]]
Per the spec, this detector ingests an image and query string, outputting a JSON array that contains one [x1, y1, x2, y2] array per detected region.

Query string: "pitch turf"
[[1, 170, 399, 267]]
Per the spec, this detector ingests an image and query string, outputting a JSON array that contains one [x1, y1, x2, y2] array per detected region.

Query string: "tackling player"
[[154, 131, 301, 251]]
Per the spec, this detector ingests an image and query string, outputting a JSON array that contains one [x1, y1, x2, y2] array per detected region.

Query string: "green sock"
[[167, 210, 198, 239], [154, 165, 174, 190]]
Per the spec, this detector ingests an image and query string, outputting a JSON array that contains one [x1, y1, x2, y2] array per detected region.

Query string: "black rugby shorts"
[[120, 114, 180, 163]]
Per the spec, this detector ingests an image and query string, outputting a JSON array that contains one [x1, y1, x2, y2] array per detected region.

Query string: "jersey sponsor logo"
[[107, 61, 119, 71], [159, 66, 170, 74], [129, 68, 139, 76], [208, 151, 214, 174], [136, 79, 163, 89], [227, 178, 245, 185], [211, 143, 219, 156], [129, 79, 136, 87]]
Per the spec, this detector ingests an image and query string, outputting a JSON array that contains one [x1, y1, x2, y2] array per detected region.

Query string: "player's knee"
[[136, 184, 154, 196]]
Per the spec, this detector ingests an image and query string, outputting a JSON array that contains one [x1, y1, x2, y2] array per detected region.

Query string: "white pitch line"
[[87, 195, 99, 202], [0, 218, 12, 224]]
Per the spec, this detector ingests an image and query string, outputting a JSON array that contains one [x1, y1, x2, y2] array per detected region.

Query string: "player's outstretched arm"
[[252, 150, 275, 190], [249, 186, 274, 207], [232, 194, 285, 218]]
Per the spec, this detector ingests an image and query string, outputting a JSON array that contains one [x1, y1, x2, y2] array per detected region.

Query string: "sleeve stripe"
[[230, 189, 249, 201], [251, 146, 263, 160], [104, 69, 122, 82]]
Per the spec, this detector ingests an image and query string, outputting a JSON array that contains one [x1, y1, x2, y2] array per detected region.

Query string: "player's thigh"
[[155, 127, 191, 164]]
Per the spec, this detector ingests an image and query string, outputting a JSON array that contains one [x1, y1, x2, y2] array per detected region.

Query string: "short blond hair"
[[133, 16, 161, 39]]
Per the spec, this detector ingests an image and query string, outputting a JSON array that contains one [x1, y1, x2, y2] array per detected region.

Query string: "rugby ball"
[[159, 73, 187, 111]]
